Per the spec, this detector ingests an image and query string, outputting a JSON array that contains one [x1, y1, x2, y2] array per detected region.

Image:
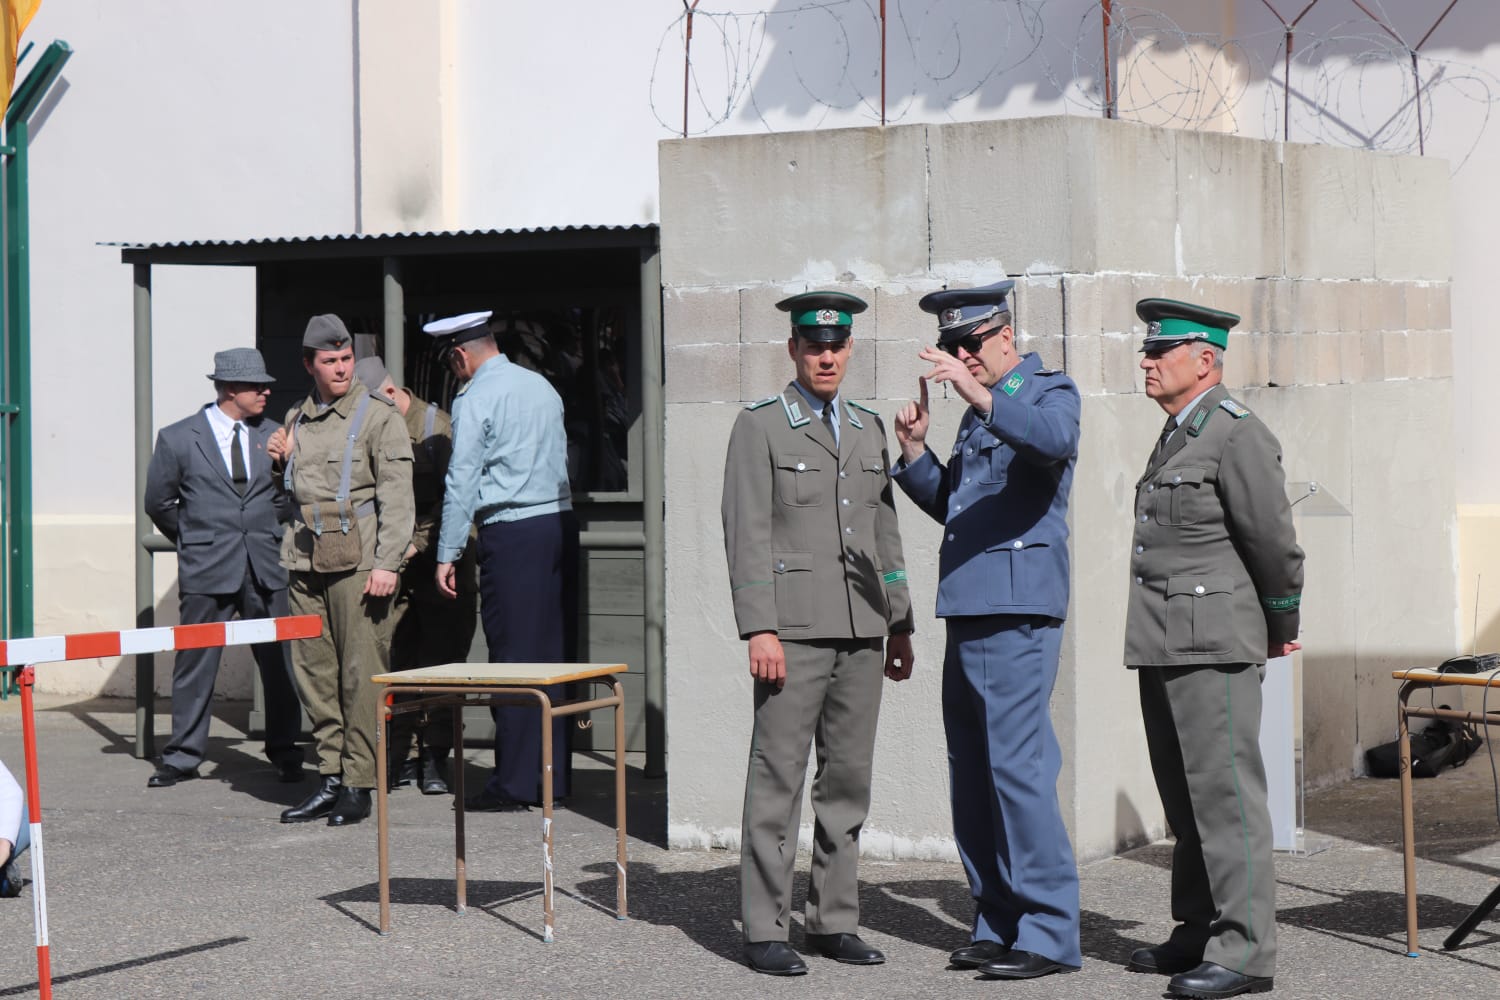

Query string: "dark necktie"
[[822, 401, 837, 448], [231, 422, 248, 495], [1149, 416, 1176, 466]]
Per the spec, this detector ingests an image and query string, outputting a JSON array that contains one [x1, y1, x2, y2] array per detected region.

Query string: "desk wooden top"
[[1392, 667, 1500, 687], [372, 662, 629, 687]]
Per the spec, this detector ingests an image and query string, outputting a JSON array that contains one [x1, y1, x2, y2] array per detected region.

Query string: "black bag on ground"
[[1365, 708, 1483, 778]]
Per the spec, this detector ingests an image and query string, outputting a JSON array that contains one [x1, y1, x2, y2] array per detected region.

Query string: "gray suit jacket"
[[144, 407, 292, 595], [722, 382, 915, 642], [1123, 383, 1304, 667]]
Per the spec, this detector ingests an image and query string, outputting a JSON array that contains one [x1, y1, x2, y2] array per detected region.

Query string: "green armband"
[[1261, 594, 1300, 612]]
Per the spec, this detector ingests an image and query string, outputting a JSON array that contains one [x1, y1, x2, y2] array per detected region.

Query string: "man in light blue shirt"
[[428, 311, 578, 810]]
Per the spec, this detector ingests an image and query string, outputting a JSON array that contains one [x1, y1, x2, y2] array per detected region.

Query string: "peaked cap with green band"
[[775, 290, 867, 344], [1135, 297, 1239, 352]]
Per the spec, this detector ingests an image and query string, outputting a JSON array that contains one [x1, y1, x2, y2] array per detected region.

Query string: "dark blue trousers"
[[476, 511, 578, 803], [943, 615, 1081, 967]]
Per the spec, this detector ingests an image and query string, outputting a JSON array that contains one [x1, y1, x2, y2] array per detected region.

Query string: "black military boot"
[[419, 748, 450, 796], [281, 774, 343, 823], [327, 786, 372, 827]]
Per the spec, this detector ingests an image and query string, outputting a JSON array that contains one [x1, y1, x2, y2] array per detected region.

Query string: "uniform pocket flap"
[[986, 538, 1049, 553], [773, 551, 813, 574], [775, 453, 821, 474], [860, 457, 886, 475], [1162, 466, 1205, 487], [1167, 575, 1233, 598]]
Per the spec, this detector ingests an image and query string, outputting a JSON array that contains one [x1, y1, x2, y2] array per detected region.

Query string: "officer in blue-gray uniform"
[[428, 311, 578, 811], [892, 279, 1082, 980], [1124, 298, 1303, 1000]]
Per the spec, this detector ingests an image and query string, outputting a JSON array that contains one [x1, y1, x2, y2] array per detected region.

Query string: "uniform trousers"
[[740, 637, 883, 943], [161, 562, 302, 772], [389, 551, 478, 756], [1138, 663, 1276, 978], [475, 511, 578, 803], [288, 568, 395, 789], [943, 615, 1081, 967]]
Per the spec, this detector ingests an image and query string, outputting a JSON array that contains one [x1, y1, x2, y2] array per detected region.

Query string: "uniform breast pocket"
[[859, 457, 886, 507], [774, 454, 825, 507], [773, 551, 814, 628], [1154, 467, 1207, 525], [1165, 575, 1233, 655], [976, 439, 1008, 485], [985, 539, 1049, 606]]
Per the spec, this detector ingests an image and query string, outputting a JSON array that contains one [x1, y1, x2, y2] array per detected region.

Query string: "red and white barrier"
[[2, 614, 321, 999]]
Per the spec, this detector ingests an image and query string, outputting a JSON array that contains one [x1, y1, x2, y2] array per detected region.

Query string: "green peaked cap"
[[1135, 297, 1239, 352]]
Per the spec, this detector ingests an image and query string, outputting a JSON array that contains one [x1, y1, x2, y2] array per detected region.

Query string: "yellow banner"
[[2, 0, 42, 121]]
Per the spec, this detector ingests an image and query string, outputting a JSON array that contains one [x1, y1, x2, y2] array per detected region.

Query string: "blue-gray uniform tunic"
[[892, 351, 1082, 967]]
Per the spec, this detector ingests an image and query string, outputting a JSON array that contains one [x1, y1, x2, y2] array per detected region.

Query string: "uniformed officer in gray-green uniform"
[[353, 356, 477, 796], [1123, 298, 1304, 1000], [267, 315, 415, 827], [721, 291, 916, 977]]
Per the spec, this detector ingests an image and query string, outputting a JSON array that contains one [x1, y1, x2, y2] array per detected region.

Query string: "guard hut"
[[118, 226, 665, 778]]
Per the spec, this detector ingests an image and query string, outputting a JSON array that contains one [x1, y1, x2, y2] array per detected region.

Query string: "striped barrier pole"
[[2, 614, 321, 998]]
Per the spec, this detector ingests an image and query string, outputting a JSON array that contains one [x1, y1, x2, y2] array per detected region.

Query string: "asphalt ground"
[[0, 696, 1496, 999]]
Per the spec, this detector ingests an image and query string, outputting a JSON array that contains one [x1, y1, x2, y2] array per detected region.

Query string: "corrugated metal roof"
[[107, 224, 659, 264], [103, 224, 656, 252]]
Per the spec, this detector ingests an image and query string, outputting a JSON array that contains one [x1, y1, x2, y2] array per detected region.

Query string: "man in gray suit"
[[1123, 298, 1304, 999], [143, 348, 304, 788], [722, 291, 915, 976]]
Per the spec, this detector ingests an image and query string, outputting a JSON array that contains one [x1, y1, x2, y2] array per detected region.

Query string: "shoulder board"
[[1034, 368, 1064, 376], [745, 396, 778, 410], [453, 381, 472, 398], [1220, 398, 1251, 419], [847, 400, 880, 415]]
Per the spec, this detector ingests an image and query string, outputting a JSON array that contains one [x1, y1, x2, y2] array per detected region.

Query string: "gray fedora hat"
[[207, 347, 276, 384]]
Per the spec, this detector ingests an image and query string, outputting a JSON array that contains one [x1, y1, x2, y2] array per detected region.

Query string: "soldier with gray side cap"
[[1123, 298, 1304, 1000], [353, 355, 477, 795], [266, 315, 415, 828], [722, 291, 916, 977]]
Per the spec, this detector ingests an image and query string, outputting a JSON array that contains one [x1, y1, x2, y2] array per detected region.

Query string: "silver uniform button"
[[776, 561, 785, 572], [965, 447, 974, 457], [1173, 474, 1182, 484], [839, 470, 847, 479], [845, 526, 854, 535], [1139, 514, 1148, 522], [841, 498, 850, 506], [1135, 576, 1143, 584], [963, 477, 971, 485], [954, 503, 962, 512], [1147, 484, 1155, 492], [1012, 540, 1023, 549], [1194, 584, 1205, 594], [796, 462, 806, 472], [947, 533, 955, 541], [1135, 545, 1144, 554]]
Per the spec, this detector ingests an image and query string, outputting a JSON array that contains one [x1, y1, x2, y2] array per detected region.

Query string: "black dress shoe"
[[950, 940, 1008, 968], [328, 786, 372, 827], [743, 941, 808, 976], [1128, 943, 1204, 975], [462, 788, 531, 812], [419, 751, 449, 795], [1168, 962, 1273, 998], [280, 774, 343, 823], [274, 757, 305, 784], [804, 932, 884, 965], [977, 949, 1076, 979], [147, 763, 198, 788]]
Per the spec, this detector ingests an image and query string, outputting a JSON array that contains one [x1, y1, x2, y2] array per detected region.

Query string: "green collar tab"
[[1001, 372, 1025, 396]]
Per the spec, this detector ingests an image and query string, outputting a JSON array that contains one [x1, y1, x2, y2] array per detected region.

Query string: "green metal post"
[[4, 117, 32, 637], [133, 264, 156, 759]]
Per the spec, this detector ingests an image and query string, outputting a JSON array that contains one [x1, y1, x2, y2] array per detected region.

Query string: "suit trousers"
[[1138, 663, 1276, 978], [943, 615, 1081, 967], [161, 564, 302, 772], [475, 512, 579, 803], [288, 568, 395, 789], [740, 637, 883, 943]]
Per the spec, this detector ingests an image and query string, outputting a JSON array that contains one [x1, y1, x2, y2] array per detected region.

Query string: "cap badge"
[[815, 308, 840, 325], [1148, 321, 1161, 336], [941, 307, 964, 326]]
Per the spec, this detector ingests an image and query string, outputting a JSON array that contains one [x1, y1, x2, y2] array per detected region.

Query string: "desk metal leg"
[[614, 678, 628, 920], [378, 693, 392, 935], [541, 694, 555, 943], [453, 703, 466, 915], [1444, 880, 1500, 950], [1398, 684, 1419, 956]]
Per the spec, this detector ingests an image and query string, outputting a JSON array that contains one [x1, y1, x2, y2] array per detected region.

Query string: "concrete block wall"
[[660, 115, 1457, 861]]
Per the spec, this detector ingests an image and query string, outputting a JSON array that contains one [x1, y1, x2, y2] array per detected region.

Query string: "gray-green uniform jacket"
[[1124, 383, 1303, 666], [278, 379, 415, 574], [722, 383, 914, 640]]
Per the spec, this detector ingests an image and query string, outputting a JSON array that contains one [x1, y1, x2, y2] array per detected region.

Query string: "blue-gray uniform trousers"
[[162, 558, 302, 773], [741, 637, 884, 943], [475, 510, 579, 803], [943, 614, 1081, 968], [1138, 662, 1276, 978]]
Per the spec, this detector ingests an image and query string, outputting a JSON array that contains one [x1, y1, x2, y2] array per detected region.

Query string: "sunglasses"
[[939, 326, 1002, 358]]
